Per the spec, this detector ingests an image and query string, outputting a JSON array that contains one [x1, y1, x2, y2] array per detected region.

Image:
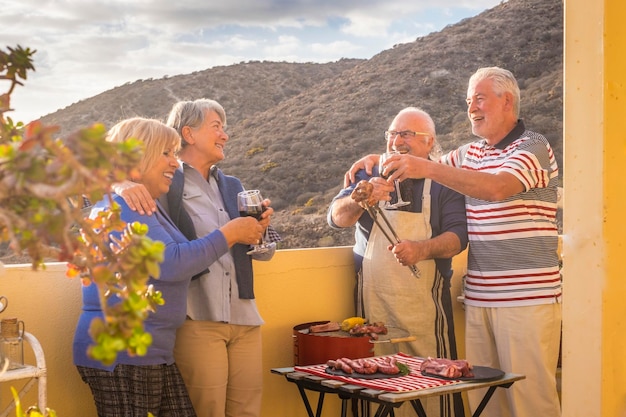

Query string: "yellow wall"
[[0, 247, 468, 417], [602, 0, 626, 415], [562, 0, 603, 414], [563, 0, 626, 416], [0, 264, 93, 416]]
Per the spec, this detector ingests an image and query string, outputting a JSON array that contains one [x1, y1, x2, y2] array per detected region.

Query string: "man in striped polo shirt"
[[441, 67, 561, 417], [346, 67, 561, 417]]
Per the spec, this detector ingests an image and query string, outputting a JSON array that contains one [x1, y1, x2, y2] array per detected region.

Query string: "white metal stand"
[[0, 332, 47, 416]]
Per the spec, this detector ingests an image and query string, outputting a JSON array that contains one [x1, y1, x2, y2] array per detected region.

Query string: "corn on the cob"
[[340, 316, 367, 331]]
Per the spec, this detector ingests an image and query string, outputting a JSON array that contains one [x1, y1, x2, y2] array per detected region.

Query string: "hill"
[[37, 0, 563, 252]]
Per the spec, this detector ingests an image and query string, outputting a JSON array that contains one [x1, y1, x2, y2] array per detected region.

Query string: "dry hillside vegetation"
[[30, 0, 563, 254]]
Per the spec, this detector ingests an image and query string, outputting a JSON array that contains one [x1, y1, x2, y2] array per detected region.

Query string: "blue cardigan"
[[73, 195, 229, 370], [164, 166, 257, 299]]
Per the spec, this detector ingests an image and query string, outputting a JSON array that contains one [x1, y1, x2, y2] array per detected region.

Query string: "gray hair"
[[469, 67, 521, 118], [397, 107, 436, 136], [166, 99, 227, 147], [395, 107, 442, 160]]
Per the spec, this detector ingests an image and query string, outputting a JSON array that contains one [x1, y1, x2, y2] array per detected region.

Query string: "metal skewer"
[[363, 206, 395, 245], [364, 204, 421, 278]]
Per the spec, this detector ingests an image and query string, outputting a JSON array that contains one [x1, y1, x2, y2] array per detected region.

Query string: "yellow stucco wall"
[[563, 0, 626, 416], [562, 0, 603, 414], [0, 247, 468, 417], [603, 0, 626, 415], [0, 264, 92, 416]]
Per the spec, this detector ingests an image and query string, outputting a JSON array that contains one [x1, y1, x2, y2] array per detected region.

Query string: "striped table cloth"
[[294, 352, 461, 392]]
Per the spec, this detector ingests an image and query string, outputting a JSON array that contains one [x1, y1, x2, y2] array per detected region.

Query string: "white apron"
[[362, 179, 464, 417]]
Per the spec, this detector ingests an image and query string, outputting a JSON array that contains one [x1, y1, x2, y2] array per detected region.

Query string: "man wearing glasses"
[[328, 107, 468, 417]]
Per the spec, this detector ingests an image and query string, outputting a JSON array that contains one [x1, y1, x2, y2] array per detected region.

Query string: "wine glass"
[[379, 151, 410, 209], [237, 189, 271, 255]]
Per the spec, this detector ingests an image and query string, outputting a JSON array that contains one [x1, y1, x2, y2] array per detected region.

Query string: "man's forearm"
[[425, 161, 524, 201], [422, 231, 462, 260], [330, 196, 364, 228]]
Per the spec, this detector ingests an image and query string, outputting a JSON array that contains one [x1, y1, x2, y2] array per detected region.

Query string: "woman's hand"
[[221, 217, 264, 247], [259, 198, 274, 230]]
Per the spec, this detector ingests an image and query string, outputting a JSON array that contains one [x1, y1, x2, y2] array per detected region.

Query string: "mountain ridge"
[[37, 0, 563, 251]]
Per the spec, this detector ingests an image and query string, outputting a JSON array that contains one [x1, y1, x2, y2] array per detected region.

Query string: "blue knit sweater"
[[72, 195, 229, 370]]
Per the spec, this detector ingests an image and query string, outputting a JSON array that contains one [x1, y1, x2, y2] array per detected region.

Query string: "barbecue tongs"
[[363, 204, 421, 278]]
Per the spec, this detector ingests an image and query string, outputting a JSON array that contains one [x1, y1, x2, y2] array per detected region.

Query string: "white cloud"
[[222, 35, 260, 52], [263, 35, 301, 59], [1, 0, 503, 123]]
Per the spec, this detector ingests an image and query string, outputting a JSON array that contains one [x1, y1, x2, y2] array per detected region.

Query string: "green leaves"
[[1, 44, 166, 367], [0, 45, 35, 101], [10, 386, 57, 417], [73, 210, 166, 363], [1, 46, 36, 82], [397, 362, 410, 376], [128, 328, 153, 357]]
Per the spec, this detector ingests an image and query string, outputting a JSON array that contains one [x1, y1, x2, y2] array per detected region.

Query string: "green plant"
[[261, 160, 278, 172], [245, 146, 264, 157], [9, 386, 157, 417], [10, 386, 57, 417], [0, 45, 164, 365]]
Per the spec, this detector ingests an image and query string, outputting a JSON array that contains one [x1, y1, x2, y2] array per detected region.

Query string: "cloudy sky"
[[2, 0, 501, 123]]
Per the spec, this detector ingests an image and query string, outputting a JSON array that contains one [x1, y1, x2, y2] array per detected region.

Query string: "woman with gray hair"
[[168, 98, 279, 417]]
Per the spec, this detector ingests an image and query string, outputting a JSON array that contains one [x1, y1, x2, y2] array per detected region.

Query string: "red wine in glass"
[[237, 190, 270, 254], [239, 206, 266, 220], [379, 151, 410, 209]]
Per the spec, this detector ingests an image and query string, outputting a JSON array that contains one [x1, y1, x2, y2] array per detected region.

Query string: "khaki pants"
[[173, 320, 263, 417], [465, 304, 562, 417]]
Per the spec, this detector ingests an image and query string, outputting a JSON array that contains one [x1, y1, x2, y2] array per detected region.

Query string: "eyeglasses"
[[384, 130, 430, 141]]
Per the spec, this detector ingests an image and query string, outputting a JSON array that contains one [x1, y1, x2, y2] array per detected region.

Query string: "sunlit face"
[[141, 145, 179, 198], [386, 113, 433, 158], [466, 78, 510, 144], [190, 110, 228, 165]]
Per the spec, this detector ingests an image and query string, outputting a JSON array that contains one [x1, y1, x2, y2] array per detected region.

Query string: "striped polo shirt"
[[441, 120, 562, 307]]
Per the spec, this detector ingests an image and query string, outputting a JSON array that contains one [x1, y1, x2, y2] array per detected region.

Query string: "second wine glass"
[[379, 151, 410, 209], [237, 189, 270, 255]]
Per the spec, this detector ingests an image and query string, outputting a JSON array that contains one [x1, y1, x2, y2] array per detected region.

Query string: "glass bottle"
[[0, 317, 24, 370]]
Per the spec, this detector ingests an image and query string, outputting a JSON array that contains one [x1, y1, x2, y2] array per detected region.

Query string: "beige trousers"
[[465, 304, 562, 417], [173, 320, 263, 417]]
